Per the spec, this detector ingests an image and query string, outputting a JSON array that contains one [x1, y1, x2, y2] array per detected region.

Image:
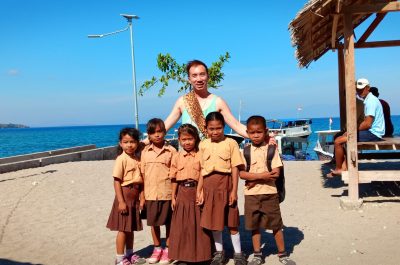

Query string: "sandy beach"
[[1, 160, 400, 265]]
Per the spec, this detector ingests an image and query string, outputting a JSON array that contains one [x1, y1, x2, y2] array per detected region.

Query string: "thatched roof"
[[288, 0, 390, 68]]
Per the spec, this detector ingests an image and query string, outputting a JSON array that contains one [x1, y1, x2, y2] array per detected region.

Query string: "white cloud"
[[7, 69, 20, 76]]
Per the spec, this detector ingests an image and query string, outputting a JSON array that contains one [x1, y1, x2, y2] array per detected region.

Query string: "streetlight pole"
[[88, 14, 140, 129]]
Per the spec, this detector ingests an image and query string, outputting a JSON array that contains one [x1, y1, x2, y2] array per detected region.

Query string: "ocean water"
[[1, 116, 399, 159]]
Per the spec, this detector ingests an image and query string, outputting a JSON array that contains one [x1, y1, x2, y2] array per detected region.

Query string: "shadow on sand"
[[0, 259, 43, 265], [221, 216, 303, 258], [137, 216, 304, 260], [321, 160, 400, 201]]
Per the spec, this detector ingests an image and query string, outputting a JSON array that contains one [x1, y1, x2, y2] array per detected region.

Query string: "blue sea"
[[1, 116, 399, 160]]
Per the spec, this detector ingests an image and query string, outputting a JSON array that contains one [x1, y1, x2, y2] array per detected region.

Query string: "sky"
[[1, 0, 399, 127]]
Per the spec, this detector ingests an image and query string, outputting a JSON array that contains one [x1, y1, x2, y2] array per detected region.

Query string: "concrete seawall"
[[0, 145, 117, 174]]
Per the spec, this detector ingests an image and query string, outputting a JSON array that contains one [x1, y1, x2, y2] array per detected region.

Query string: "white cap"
[[356, 78, 369, 90]]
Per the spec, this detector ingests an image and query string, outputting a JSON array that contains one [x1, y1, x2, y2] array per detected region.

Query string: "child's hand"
[[118, 201, 128, 214], [171, 198, 176, 210], [139, 199, 145, 211], [229, 191, 237, 206], [245, 180, 257, 189], [196, 189, 204, 205]]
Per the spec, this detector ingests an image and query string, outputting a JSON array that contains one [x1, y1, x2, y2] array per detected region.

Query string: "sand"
[[0, 160, 399, 265]]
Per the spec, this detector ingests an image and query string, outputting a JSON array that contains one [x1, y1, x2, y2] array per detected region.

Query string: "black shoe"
[[233, 252, 247, 265], [211, 251, 225, 265]]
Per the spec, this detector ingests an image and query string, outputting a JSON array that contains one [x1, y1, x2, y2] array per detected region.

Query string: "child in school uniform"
[[140, 118, 177, 264], [239, 116, 295, 265], [106, 128, 146, 265], [197, 112, 247, 265], [169, 123, 213, 263]]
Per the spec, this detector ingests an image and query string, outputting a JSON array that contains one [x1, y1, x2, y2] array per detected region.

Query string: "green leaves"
[[140, 52, 231, 97]]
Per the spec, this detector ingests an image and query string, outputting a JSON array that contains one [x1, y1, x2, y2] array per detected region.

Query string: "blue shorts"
[[358, 130, 382, 142]]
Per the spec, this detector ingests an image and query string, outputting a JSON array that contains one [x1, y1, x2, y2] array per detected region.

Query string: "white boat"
[[267, 119, 312, 138], [313, 129, 341, 161]]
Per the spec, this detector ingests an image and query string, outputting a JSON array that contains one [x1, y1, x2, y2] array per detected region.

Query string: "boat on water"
[[267, 118, 312, 138], [313, 129, 341, 161]]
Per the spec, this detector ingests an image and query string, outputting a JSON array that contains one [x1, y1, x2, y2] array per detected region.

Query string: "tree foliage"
[[140, 52, 231, 97]]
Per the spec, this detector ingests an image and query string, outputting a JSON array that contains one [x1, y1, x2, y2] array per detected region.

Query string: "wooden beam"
[[338, 46, 346, 131], [356, 40, 400, 48], [346, 1, 400, 14], [342, 170, 400, 184], [337, 40, 400, 49], [358, 13, 387, 43], [343, 12, 359, 202], [331, 14, 340, 49]]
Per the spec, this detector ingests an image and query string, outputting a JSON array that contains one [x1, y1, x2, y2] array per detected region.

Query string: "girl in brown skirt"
[[198, 112, 247, 265], [169, 124, 213, 263], [106, 128, 145, 265]]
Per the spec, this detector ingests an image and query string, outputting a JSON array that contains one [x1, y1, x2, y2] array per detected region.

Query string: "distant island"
[[0, 123, 29, 128]]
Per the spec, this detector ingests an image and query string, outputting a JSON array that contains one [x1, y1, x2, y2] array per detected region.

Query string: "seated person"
[[369, 86, 394, 137], [329, 78, 385, 176]]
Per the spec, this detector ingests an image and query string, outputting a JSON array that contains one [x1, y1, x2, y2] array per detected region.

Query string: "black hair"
[[186, 59, 208, 76], [246, 115, 267, 128], [117, 127, 140, 156], [370, 86, 380, 98], [205, 111, 225, 127], [147, 118, 166, 134], [178, 124, 201, 151]]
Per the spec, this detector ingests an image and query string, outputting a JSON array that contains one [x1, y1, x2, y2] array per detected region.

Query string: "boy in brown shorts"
[[240, 116, 295, 265]]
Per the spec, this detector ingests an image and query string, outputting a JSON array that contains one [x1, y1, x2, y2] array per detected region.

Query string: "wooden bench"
[[342, 137, 400, 183], [358, 137, 400, 159]]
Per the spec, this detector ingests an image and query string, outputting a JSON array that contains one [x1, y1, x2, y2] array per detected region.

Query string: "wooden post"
[[342, 12, 361, 208], [338, 46, 346, 131]]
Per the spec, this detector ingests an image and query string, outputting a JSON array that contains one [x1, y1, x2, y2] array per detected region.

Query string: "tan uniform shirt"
[[113, 151, 143, 186], [140, 143, 177, 200], [199, 137, 244, 177], [170, 150, 201, 182], [243, 143, 283, 195]]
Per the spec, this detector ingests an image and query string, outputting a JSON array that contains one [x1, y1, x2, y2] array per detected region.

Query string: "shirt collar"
[[148, 143, 169, 152], [182, 149, 196, 157], [251, 142, 267, 150]]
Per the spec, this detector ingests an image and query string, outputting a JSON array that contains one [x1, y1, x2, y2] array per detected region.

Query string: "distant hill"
[[0, 123, 29, 128]]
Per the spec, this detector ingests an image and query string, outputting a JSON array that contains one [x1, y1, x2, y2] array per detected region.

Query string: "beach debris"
[[71, 180, 75, 184], [317, 233, 323, 237], [32, 181, 38, 186], [383, 226, 387, 230], [350, 249, 364, 255]]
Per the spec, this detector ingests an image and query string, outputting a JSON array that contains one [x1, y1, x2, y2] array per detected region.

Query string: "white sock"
[[155, 246, 162, 250], [212, 231, 223, 251], [231, 232, 242, 253], [126, 249, 134, 256], [116, 254, 125, 263]]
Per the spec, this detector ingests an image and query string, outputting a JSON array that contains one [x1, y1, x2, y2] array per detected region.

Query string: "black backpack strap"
[[266, 144, 276, 171], [243, 144, 251, 172]]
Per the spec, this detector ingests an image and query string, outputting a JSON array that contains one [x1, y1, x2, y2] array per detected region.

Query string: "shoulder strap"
[[183, 91, 207, 137], [243, 144, 251, 172], [266, 144, 275, 171]]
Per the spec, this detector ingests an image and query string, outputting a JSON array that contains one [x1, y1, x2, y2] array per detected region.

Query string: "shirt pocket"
[[217, 149, 231, 170], [202, 149, 211, 161]]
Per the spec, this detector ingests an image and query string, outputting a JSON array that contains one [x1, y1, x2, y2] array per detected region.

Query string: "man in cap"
[[329, 78, 385, 177]]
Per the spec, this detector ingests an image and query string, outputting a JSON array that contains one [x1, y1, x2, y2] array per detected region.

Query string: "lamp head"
[[120, 14, 139, 21], [88, 34, 103, 38]]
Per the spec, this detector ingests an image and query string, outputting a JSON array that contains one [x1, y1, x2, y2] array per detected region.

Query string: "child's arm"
[[239, 170, 265, 181], [229, 166, 239, 206], [113, 178, 127, 214], [196, 174, 204, 205], [171, 179, 178, 210], [139, 185, 145, 210]]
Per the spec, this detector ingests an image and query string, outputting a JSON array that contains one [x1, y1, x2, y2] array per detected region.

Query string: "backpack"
[[243, 144, 286, 203]]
